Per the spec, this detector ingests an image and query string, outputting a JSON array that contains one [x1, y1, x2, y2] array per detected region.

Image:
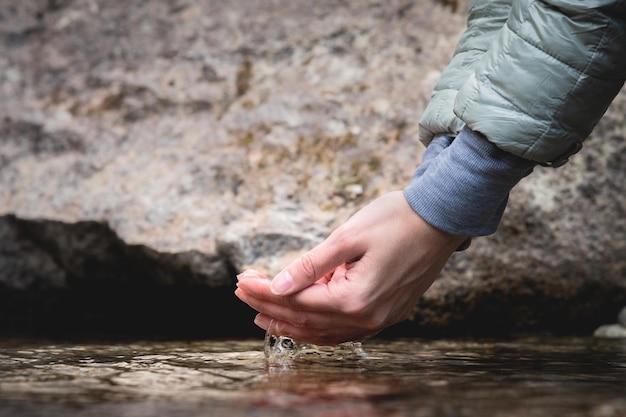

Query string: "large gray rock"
[[1, 0, 624, 338]]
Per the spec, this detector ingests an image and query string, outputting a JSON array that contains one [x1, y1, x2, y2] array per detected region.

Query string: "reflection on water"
[[0, 337, 625, 417]]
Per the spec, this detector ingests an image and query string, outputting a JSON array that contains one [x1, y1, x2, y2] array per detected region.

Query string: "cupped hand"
[[235, 191, 467, 345]]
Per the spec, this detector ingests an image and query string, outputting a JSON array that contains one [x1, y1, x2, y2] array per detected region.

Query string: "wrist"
[[403, 126, 536, 237]]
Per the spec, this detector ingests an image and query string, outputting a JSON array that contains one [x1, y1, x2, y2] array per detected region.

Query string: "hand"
[[235, 191, 467, 345]]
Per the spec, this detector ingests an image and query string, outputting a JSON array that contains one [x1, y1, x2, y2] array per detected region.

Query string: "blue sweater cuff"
[[403, 126, 536, 238]]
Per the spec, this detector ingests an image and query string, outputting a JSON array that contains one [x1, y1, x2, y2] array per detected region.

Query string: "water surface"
[[1, 337, 624, 417]]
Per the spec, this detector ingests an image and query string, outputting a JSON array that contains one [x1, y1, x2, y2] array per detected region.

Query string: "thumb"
[[270, 232, 362, 295]]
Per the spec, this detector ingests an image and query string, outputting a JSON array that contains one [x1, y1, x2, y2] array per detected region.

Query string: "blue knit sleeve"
[[403, 126, 536, 240]]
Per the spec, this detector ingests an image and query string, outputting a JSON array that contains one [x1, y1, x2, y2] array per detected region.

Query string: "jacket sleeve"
[[419, 0, 513, 146], [454, 0, 626, 165]]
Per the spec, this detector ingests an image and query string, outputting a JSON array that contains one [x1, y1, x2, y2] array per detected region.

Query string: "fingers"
[[254, 313, 376, 345], [235, 280, 372, 343], [235, 287, 349, 331], [269, 230, 364, 296], [236, 269, 267, 280], [236, 275, 341, 314], [235, 264, 364, 339]]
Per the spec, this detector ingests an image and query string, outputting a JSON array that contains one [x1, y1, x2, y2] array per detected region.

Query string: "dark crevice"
[[0, 215, 259, 341], [0, 284, 263, 342]]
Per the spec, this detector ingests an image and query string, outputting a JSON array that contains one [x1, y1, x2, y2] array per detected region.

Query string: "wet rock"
[[593, 306, 626, 339], [593, 324, 626, 339], [1, 0, 625, 338]]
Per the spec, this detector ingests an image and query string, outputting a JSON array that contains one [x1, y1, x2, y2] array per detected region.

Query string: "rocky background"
[[1, 0, 624, 340]]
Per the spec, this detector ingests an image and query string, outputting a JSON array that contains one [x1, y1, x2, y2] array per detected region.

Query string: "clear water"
[[0, 336, 625, 417], [264, 322, 366, 363]]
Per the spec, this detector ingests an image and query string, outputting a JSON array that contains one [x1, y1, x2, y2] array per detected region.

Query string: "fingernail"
[[237, 269, 264, 281], [270, 271, 293, 295], [254, 314, 270, 330]]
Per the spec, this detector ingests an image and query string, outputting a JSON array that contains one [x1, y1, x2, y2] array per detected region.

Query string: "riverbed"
[[1, 336, 624, 417]]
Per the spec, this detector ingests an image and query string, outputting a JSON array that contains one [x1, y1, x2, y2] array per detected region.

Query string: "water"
[[0, 336, 625, 417], [264, 321, 366, 363]]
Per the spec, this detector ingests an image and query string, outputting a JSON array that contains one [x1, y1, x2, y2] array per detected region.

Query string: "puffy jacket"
[[419, 0, 626, 166]]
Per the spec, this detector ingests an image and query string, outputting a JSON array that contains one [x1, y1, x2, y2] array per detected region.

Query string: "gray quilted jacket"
[[419, 0, 626, 166]]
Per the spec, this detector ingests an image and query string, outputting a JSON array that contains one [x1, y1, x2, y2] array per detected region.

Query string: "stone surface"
[[593, 324, 626, 339], [593, 305, 626, 339], [1, 0, 625, 338]]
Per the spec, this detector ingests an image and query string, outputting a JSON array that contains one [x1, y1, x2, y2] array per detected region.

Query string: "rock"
[[216, 202, 332, 275], [593, 306, 626, 339], [1, 0, 625, 338], [594, 324, 626, 339]]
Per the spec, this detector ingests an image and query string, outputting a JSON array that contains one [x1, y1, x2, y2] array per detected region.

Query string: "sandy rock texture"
[[1, 0, 624, 338]]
